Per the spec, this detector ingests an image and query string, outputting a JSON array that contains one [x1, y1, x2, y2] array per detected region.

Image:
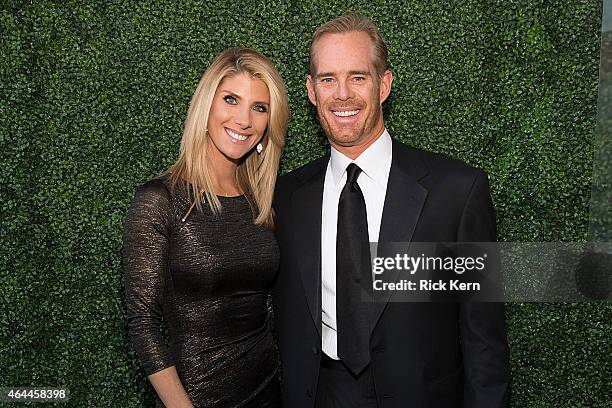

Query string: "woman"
[[123, 48, 288, 408]]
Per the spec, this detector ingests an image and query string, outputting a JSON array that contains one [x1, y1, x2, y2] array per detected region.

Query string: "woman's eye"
[[254, 104, 268, 113], [224, 95, 238, 105]]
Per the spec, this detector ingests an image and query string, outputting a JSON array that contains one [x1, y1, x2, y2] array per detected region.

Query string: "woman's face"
[[207, 72, 270, 165]]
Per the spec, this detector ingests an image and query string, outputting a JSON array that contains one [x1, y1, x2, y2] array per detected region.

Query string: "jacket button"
[[307, 388, 313, 398], [312, 346, 319, 355]]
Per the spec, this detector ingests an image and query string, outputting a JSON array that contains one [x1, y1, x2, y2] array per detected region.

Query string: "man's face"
[[307, 31, 392, 157]]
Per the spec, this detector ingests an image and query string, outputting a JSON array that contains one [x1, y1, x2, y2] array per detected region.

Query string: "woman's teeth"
[[226, 129, 248, 141]]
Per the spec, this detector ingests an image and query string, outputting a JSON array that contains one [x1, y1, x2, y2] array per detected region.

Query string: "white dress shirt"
[[321, 129, 393, 359]]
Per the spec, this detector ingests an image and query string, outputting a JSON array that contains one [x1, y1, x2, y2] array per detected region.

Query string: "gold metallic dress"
[[123, 178, 281, 407]]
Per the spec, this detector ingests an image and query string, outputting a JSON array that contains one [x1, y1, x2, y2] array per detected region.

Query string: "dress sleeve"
[[123, 180, 175, 375]]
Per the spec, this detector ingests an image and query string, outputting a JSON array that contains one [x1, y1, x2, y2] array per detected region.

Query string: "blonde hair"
[[309, 13, 388, 79], [165, 47, 288, 228]]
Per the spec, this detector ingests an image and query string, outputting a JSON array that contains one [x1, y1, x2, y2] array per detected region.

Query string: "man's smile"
[[332, 109, 361, 117]]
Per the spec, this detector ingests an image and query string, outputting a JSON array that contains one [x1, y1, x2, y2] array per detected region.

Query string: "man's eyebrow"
[[315, 70, 371, 79], [315, 72, 335, 79]]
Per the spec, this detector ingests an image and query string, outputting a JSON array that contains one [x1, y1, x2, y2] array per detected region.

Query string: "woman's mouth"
[[225, 128, 249, 143]]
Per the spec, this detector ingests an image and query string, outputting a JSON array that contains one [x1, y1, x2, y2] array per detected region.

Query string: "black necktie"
[[336, 163, 372, 375]]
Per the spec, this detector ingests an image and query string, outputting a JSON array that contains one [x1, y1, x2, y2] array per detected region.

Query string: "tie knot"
[[345, 163, 362, 184]]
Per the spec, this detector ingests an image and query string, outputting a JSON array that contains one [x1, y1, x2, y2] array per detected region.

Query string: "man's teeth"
[[227, 129, 248, 141], [333, 110, 360, 117]]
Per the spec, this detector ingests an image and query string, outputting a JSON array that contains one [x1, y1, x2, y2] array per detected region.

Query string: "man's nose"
[[334, 79, 353, 100]]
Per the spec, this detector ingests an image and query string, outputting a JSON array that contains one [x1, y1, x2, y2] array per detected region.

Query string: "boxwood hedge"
[[1, 1, 609, 406]]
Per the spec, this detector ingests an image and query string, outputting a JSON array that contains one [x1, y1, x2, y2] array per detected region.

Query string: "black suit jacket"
[[272, 139, 510, 408]]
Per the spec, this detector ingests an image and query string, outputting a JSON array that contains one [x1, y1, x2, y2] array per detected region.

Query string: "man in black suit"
[[273, 13, 509, 408]]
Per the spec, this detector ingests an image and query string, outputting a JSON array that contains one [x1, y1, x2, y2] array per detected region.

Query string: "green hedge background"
[[1, 1, 610, 406]]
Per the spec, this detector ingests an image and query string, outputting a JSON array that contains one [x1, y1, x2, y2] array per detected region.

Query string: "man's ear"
[[379, 70, 393, 104], [306, 75, 317, 106]]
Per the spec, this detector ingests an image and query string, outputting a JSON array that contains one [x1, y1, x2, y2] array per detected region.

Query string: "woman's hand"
[[148, 366, 194, 408]]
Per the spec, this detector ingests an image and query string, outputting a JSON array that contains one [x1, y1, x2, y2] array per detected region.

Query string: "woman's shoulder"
[[133, 177, 172, 202], [133, 175, 194, 213], [131, 176, 193, 219]]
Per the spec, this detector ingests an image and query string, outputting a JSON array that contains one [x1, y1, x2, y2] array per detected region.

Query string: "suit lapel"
[[291, 156, 329, 336], [371, 140, 429, 332], [288, 142, 428, 336]]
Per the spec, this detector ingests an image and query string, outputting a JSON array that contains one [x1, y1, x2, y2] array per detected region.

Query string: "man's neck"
[[330, 126, 386, 160]]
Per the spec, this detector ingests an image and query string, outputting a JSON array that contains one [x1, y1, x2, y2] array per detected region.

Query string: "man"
[[273, 13, 510, 408]]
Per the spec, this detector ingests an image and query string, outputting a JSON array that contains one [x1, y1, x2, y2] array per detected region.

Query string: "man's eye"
[[353, 76, 365, 81], [320, 78, 334, 83], [224, 95, 238, 105], [254, 104, 268, 113]]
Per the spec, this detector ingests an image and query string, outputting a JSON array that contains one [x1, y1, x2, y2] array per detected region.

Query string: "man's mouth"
[[225, 128, 249, 142], [332, 109, 360, 117]]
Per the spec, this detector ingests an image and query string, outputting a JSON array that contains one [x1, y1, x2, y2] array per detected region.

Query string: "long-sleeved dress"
[[123, 178, 281, 407]]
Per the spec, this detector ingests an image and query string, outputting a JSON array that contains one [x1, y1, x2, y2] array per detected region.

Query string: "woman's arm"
[[123, 181, 192, 407], [149, 366, 193, 408]]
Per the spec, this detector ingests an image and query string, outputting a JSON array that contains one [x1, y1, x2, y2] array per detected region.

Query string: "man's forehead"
[[312, 31, 372, 54], [311, 32, 374, 74]]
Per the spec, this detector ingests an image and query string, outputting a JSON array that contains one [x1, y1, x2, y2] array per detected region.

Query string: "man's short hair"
[[309, 13, 389, 79]]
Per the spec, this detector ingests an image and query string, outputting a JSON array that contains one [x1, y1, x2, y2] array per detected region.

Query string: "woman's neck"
[[209, 158, 241, 197]]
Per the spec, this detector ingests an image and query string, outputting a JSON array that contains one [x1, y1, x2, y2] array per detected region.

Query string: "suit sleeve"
[[457, 170, 510, 408], [123, 182, 175, 375]]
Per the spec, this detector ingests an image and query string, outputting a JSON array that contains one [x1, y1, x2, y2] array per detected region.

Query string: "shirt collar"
[[330, 128, 392, 187]]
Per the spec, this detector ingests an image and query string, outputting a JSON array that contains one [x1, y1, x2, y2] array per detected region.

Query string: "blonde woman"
[[123, 48, 288, 408]]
